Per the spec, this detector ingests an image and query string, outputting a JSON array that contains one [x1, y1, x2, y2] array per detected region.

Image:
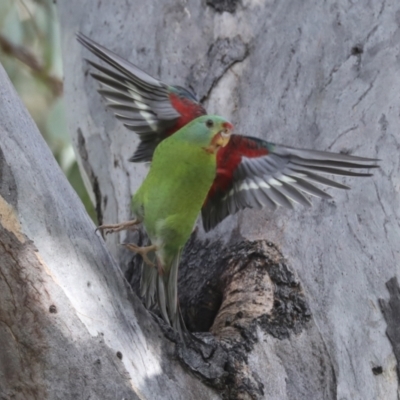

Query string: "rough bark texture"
[[0, 65, 219, 399], [56, 0, 400, 399]]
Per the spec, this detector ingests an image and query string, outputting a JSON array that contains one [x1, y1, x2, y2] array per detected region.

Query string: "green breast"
[[133, 135, 217, 250]]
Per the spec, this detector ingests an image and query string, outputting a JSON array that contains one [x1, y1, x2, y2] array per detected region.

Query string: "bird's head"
[[204, 118, 233, 154], [175, 115, 233, 154], [200, 116, 233, 154]]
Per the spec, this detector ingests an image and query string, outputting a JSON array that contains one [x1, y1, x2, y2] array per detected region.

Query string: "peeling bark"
[[175, 239, 318, 399]]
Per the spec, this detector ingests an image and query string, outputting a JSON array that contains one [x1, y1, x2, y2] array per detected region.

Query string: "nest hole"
[[125, 234, 311, 340]]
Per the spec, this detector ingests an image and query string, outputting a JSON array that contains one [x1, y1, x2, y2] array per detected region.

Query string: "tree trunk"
[[3, 0, 398, 399], [0, 65, 219, 399]]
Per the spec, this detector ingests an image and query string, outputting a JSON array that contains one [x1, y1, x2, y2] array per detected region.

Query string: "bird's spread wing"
[[77, 34, 379, 233], [201, 135, 379, 231], [77, 33, 206, 162]]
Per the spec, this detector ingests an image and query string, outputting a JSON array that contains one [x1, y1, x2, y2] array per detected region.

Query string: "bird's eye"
[[206, 119, 214, 128]]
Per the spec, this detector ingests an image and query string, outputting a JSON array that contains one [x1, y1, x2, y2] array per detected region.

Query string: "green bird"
[[78, 33, 379, 334], [99, 115, 232, 332]]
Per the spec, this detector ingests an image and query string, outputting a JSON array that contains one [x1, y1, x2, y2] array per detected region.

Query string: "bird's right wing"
[[202, 135, 379, 231]]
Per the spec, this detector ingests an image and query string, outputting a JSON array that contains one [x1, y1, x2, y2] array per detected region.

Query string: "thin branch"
[[0, 34, 63, 96]]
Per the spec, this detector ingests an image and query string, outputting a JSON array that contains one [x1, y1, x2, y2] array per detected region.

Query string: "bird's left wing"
[[77, 33, 206, 162], [201, 135, 379, 231]]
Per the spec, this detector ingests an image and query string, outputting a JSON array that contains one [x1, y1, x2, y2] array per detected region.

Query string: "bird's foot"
[[96, 219, 140, 235], [123, 243, 158, 267]]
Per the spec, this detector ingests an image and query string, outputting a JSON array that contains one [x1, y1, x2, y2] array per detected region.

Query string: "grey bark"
[[54, 0, 400, 399], [0, 65, 219, 399]]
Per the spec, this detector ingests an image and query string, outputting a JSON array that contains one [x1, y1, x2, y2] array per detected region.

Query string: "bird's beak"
[[204, 122, 233, 154]]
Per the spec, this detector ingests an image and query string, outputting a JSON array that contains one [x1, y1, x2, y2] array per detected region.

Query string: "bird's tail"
[[139, 236, 158, 309], [140, 246, 185, 336]]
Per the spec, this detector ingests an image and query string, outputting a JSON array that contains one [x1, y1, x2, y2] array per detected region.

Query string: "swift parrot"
[[77, 33, 379, 233], [97, 115, 233, 333]]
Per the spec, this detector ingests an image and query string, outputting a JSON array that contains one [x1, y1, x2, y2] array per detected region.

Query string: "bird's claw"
[[95, 219, 140, 235], [122, 243, 158, 267], [95, 226, 115, 235]]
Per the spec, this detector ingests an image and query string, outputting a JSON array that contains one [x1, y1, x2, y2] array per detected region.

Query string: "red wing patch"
[[167, 92, 207, 135], [205, 135, 270, 204]]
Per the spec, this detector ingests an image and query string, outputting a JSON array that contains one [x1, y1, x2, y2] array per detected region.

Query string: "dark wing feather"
[[201, 137, 379, 231], [77, 33, 206, 162]]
